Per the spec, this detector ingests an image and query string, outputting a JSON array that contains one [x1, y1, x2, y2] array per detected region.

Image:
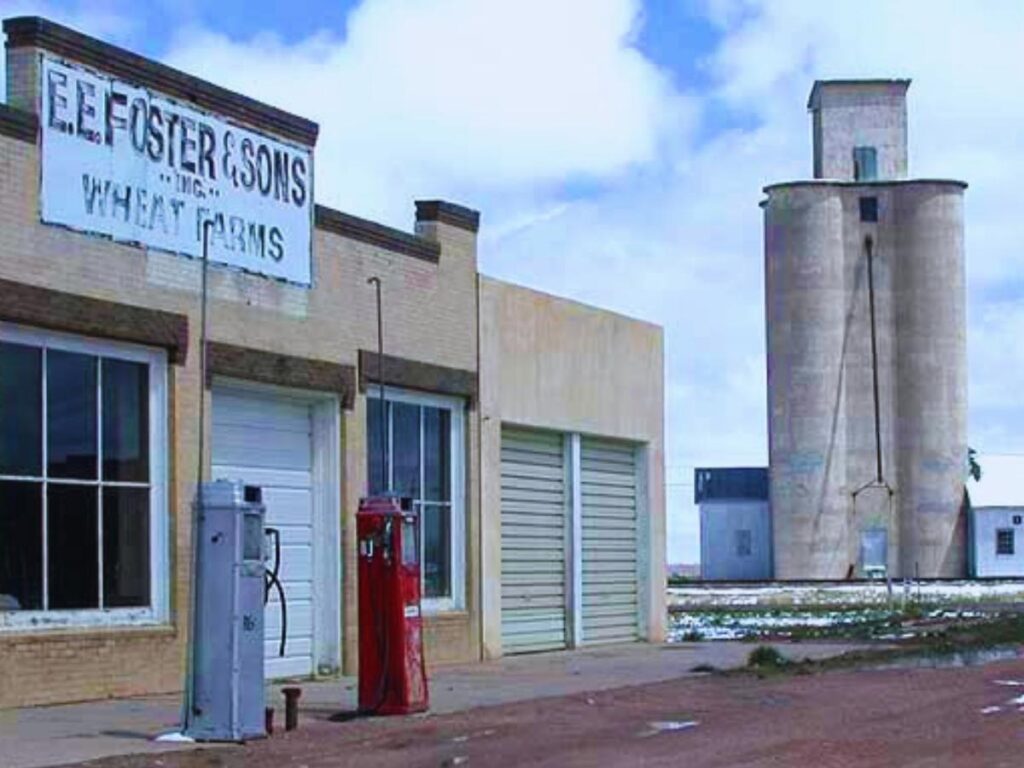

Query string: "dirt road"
[[65, 657, 1024, 767]]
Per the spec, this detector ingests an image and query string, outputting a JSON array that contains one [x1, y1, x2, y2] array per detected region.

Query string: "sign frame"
[[36, 52, 315, 287]]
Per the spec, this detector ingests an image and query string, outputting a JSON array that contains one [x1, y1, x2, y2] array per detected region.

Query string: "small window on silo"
[[996, 529, 1015, 556], [853, 146, 878, 181], [859, 196, 878, 222], [735, 529, 753, 558]]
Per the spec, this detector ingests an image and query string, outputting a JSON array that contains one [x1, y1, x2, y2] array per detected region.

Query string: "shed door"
[[580, 437, 640, 645], [500, 428, 568, 653], [212, 387, 315, 679]]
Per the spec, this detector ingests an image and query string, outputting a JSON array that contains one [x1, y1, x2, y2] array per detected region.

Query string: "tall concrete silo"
[[764, 80, 968, 579]]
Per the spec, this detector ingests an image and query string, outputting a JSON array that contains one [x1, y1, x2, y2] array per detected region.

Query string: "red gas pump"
[[356, 495, 429, 715]]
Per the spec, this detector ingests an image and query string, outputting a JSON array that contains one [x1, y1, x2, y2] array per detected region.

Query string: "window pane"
[[997, 529, 1015, 556], [0, 481, 43, 610], [48, 484, 99, 609], [423, 407, 451, 502], [0, 342, 42, 476], [392, 402, 419, 500], [422, 503, 450, 598], [102, 487, 150, 607], [853, 146, 878, 181], [47, 350, 98, 479], [102, 359, 149, 482], [366, 398, 389, 495]]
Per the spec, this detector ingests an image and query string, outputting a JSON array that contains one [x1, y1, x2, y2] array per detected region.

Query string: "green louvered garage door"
[[500, 428, 569, 654], [581, 437, 640, 645]]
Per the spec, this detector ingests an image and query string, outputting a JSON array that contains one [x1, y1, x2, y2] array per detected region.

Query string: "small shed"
[[695, 467, 772, 581], [968, 454, 1024, 578]]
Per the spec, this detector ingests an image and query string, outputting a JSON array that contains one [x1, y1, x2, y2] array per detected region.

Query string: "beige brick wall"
[[0, 128, 481, 707]]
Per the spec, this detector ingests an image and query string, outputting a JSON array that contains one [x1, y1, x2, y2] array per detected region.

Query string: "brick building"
[[0, 17, 665, 707]]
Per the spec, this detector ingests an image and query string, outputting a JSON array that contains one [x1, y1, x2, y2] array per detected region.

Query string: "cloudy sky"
[[3, 0, 1022, 563]]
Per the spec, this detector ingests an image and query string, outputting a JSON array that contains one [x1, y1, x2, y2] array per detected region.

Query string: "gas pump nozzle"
[[263, 527, 287, 658]]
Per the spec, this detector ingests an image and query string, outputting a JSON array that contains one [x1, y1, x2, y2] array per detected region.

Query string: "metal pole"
[[367, 277, 386, 485], [198, 220, 213, 491], [865, 236, 883, 484], [182, 219, 213, 732]]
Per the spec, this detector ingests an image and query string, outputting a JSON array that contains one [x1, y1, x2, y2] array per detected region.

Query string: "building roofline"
[[415, 200, 481, 233], [762, 178, 968, 197], [807, 78, 911, 109], [3, 15, 319, 146], [479, 274, 663, 333], [314, 205, 442, 263]]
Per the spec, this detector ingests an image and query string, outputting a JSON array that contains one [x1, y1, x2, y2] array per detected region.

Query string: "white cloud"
[[160, 0, 695, 225], [0, 1, 136, 98]]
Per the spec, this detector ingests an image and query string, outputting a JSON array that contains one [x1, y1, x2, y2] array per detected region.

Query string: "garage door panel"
[[500, 462, 565, 482], [581, 437, 640, 646], [267, 579, 312, 602], [501, 559, 564, 575], [212, 466, 312, 491], [501, 513, 567, 529], [499, 493, 565, 512], [213, 426, 311, 470], [213, 387, 317, 680], [276, 544, 313, 582], [259, 487, 314, 527], [583, 517, 636, 532], [268, 523, 313, 546], [502, 549, 565, 563], [502, 582, 565, 597], [502, 593, 566, 611], [500, 501, 568, 517], [501, 427, 568, 655], [580, 469, 636, 487], [264, 637, 312, 664], [214, 391, 312, 426], [500, 570, 565, 586], [502, 614, 566, 636], [265, 598, 312, 635]]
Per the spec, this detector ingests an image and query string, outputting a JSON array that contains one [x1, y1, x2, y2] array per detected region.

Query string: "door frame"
[[211, 377, 342, 677]]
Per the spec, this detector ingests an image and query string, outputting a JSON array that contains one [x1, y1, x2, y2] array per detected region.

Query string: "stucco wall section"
[[478, 277, 666, 658]]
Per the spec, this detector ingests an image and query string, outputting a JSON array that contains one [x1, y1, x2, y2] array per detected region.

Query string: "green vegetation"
[[727, 613, 1024, 679], [747, 645, 788, 669]]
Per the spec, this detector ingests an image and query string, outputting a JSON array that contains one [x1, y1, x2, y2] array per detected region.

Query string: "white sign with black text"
[[39, 55, 313, 285]]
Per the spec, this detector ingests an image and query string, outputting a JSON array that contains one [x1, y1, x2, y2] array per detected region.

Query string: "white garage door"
[[500, 428, 569, 654], [212, 386, 315, 679], [580, 437, 640, 645]]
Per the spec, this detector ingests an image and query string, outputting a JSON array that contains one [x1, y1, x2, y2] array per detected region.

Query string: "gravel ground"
[[60, 655, 1024, 768]]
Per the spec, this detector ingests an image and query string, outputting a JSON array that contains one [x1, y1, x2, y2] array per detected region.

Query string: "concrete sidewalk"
[[0, 641, 869, 768]]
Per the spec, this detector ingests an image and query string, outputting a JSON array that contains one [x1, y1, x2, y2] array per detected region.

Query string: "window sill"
[[0, 609, 170, 635], [422, 609, 469, 623]]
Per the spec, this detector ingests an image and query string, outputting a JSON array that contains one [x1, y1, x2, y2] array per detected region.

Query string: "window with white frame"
[[366, 388, 464, 610], [0, 324, 167, 626]]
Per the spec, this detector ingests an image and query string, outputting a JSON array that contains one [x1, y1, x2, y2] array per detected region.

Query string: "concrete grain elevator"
[[764, 80, 968, 579]]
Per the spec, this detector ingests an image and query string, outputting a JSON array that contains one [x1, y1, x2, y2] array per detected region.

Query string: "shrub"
[[747, 645, 787, 669]]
